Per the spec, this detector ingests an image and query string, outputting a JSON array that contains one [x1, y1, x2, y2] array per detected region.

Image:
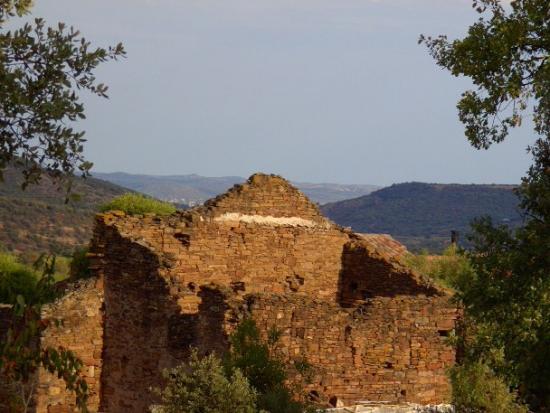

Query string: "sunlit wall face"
[[29, 0, 534, 185]]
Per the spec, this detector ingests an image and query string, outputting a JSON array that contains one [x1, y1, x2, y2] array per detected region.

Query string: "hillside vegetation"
[[321, 182, 523, 251], [0, 166, 127, 255], [100, 193, 176, 216]]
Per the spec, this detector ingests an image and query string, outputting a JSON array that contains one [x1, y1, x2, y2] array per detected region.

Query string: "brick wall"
[[34, 278, 104, 413], [247, 294, 457, 406]]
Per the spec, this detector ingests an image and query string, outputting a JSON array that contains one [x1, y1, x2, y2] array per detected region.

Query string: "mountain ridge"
[[321, 181, 523, 251], [93, 171, 380, 205]]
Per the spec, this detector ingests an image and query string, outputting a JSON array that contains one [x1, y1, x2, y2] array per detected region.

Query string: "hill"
[[321, 182, 523, 252], [0, 167, 127, 256], [94, 172, 379, 205]]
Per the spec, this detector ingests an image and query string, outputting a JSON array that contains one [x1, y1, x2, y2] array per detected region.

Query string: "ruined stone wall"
[[92, 216, 435, 312], [28, 174, 458, 412], [247, 294, 458, 406], [86, 211, 455, 411], [34, 277, 104, 413], [92, 225, 173, 413]]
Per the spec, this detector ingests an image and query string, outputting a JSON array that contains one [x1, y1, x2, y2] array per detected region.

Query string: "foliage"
[[225, 319, 287, 395], [0, 252, 39, 304], [422, 0, 549, 410], [151, 350, 257, 413], [224, 319, 315, 413], [420, 0, 549, 150], [99, 193, 176, 216], [450, 361, 529, 413], [69, 247, 91, 279], [153, 320, 317, 413], [0, 0, 125, 190], [454, 200, 550, 409], [405, 245, 475, 289], [0, 254, 89, 411], [321, 182, 522, 252]]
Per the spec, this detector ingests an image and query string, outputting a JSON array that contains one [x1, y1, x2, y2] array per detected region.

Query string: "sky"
[[30, 0, 534, 186]]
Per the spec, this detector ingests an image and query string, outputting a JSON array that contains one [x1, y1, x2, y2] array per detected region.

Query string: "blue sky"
[[31, 0, 534, 185]]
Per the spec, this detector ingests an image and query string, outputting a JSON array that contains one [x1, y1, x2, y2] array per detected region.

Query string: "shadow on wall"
[[337, 240, 440, 306], [99, 233, 231, 412], [168, 285, 231, 359]]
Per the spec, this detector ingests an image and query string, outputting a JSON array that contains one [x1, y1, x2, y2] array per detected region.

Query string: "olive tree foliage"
[[0, 0, 125, 189], [420, 0, 549, 149], [151, 351, 257, 413], [0, 255, 89, 412], [421, 0, 549, 410]]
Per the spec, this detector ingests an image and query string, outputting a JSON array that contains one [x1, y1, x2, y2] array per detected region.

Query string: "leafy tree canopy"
[[0, 0, 125, 189], [420, 0, 549, 149], [152, 350, 257, 413], [422, 0, 549, 410]]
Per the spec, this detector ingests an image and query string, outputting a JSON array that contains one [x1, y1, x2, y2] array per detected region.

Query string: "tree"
[[420, 0, 548, 150], [0, 2, 124, 410], [421, 0, 549, 410], [0, 0, 125, 190], [151, 350, 257, 413], [450, 361, 529, 413], [0, 254, 89, 412], [224, 319, 315, 413]]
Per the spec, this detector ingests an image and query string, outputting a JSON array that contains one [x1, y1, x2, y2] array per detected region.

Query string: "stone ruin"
[[33, 174, 459, 412]]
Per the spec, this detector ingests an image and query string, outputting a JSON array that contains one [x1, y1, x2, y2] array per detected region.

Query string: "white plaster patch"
[[214, 212, 331, 228]]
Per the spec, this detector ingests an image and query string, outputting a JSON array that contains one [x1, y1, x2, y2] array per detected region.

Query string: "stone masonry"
[[34, 174, 459, 412]]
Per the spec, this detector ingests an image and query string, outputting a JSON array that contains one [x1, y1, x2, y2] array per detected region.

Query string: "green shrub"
[[69, 247, 91, 279], [450, 362, 528, 413], [224, 319, 315, 413], [225, 319, 287, 395], [151, 350, 257, 413], [0, 252, 39, 304], [99, 193, 175, 216], [405, 245, 475, 290]]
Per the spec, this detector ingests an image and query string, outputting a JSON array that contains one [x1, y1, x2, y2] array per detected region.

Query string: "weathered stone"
[[33, 173, 459, 412]]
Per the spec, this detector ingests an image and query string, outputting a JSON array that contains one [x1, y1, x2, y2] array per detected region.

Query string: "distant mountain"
[[93, 172, 379, 205], [321, 182, 523, 252], [0, 166, 127, 255]]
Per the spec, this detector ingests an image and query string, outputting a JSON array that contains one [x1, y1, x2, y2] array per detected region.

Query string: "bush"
[[450, 362, 528, 413], [224, 319, 314, 413], [405, 245, 475, 290], [0, 252, 39, 304], [99, 193, 175, 216], [151, 350, 257, 413], [69, 247, 91, 279], [225, 319, 287, 394]]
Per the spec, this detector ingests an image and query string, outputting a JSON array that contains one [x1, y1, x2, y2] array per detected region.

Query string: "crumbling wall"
[[93, 213, 349, 306], [90, 222, 246, 413], [89, 213, 456, 410], [51, 173, 459, 412], [34, 277, 104, 413], [93, 224, 175, 413], [247, 294, 458, 406]]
